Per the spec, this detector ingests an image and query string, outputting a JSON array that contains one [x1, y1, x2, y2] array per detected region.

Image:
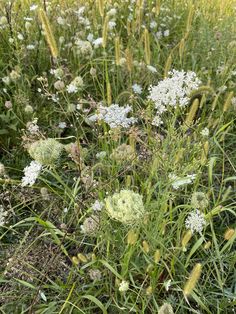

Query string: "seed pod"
[[77, 253, 88, 263], [127, 229, 138, 245], [98, 0, 104, 17], [38, 9, 58, 59], [154, 249, 161, 263], [183, 263, 202, 296], [164, 53, 172, 78], [142, 240, 150, 253], [72, 256, 79, 264], [125, 48, 133, 72], [204, 241, 211, 249], [185, 98, 199, 127], [224, 228, 235, 240], [223, 91, 234, 112], [200, 141, 209, 165], [115, 37, 121, 65], [181, 230, 192, 252], [102, 15, 109, 48], [144, 28, 151, 65]]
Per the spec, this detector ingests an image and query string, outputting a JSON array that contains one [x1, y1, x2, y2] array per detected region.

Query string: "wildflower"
[[105, 190, 145, 224], [91, 200, 104, 212], [95, 151, 106, 159], [67, 76, 84, 94], [0, 205, 8, 227], [119, 280, 129, 292], [164, 279, 172, 291], [88, 104, 137, 129], [200, 127, 209, 137], [0, 16, 8, 25], [169, 173, 196, 189], [54, 80, 65, 90], [26, 44, 35, 50], [191, 192, 209, 209], [88, 269, 102, 281], [152, 116, 163, 127], [80, 215, 100, 235], [21, 161, 42, 187], [132, 83, 142, 94], [24, 105, 34, 113], [149, 70, 201, 109], [58, 122, 67, 129], [0, 163, 6, 176], [110, 144, 135, 162], [147, 65, 157, 73], [30, 4, 38, 11], [5, 101, 12, 109], [163, 29, 170, 37], [28, 138, 64, 166], [26, 118, 39, 134], [93, 37, 103, 48], [158, 303, 174, 314], [185, 210, 206, 234], [150, 21, 157, 29], [75, 39, 92, 56]]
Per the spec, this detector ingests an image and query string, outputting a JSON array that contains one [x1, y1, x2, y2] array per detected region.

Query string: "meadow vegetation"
[[0, 0, 235, 313]]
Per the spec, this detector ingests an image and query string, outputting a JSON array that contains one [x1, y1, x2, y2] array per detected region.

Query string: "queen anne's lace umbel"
[[148, 70, 201, 126], [88, 104, 137, 129], [185, 210, 206, 234], [21, 161, 42, 187]]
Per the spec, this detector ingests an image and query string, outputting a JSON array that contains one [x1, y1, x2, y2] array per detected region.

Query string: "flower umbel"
[[105, 189, 145, 224], [185, 210, 206, 234], [21, 161, 42, 187]]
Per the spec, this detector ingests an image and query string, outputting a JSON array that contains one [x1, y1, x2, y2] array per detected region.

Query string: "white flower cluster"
[[21, 161, 42, 187], [26, 118, 39, 134], [169, 173, 196, 190], [92, 200, 104, 212], [66, 76, 84, 94], [88, 104, 137, 129], [0, 205, 8, 227], [185, 210, 206, 234], [148, 70, 201, 126]]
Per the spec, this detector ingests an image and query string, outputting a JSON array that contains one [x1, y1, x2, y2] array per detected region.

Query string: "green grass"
[[0, 0, 236, 313]]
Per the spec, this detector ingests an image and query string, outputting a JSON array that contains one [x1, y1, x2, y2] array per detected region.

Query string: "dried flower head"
[[28, 138, 64, 166], [191, 192, 209, 209], [110, 144, 136, 162], [80, 215, 100, 235]]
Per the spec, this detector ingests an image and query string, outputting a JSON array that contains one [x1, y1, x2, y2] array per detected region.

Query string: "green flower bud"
[[105, 189, 145, 224]]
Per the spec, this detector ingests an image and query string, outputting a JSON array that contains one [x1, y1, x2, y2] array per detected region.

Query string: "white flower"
[[150, 21, 157, 28], [148, 70, 201, 109], [132, 83, 142, 94], [21, 161, 42, 187], [58, 122, 67, 129], [152, 116, 163, 127], [30, 4, 38, 11], [147, 65, 157, 73], [108, 21, 116, 30], [88, 104, 137, 129], [163, 29, 170, 37], [26, 44, 35, 50], [87, 33, 94, 42], [26, 118, 39, 134], [75, 39, 92, 55], [169, 173, 196, 189], [17, 33, 24, 40], [93, 37, 103, 48], [185, 210, 206, 234], [96, 151, 107, 159], [80, 215, 100, 234], [200, 127, 209, 137], [66, 84, 78, 93], [57, 17, 66, 25], [156, 31, 162, 39], [119, 280, 129, 292], [0, 205, 8, 227], [92, 200, 104, 212], [107, 8, 117, 16]]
